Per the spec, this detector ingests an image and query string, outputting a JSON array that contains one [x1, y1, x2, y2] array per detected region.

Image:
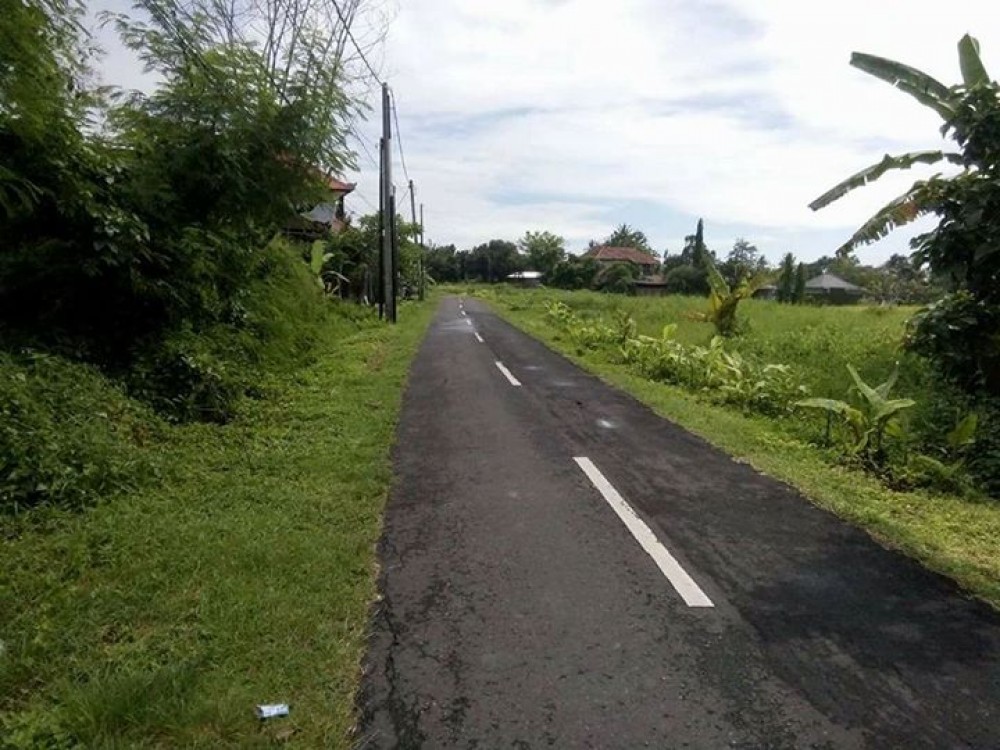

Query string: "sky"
[[90, 0, 1000, 263]]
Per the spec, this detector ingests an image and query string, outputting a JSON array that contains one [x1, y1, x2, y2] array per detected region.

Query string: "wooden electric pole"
[[379, 82, 396, 322]]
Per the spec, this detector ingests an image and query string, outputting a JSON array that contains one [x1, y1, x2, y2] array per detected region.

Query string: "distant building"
[[752, 284, 779, 300], [752, 274, 866, 304], [632, 275, 670, 296], [583, 245, 659, 274], [285, 175, 356, 240], [805, 273, 865, 304], [506, 270, 544, 287]]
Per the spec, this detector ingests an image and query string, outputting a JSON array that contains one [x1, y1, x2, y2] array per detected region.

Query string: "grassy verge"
[[0, 300, 435, 748], [476, 288, 1000, 610]]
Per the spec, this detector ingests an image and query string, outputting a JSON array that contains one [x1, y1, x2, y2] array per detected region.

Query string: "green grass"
[[0, 300, 435, 748], [471, 285, 1000, 610], [467, 286, 919, 397]]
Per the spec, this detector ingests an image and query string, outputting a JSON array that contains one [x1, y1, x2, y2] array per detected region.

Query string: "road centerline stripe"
[[474, 332, 484, 343], [495, 361, 522, 387], [573, 457, 714, 608]]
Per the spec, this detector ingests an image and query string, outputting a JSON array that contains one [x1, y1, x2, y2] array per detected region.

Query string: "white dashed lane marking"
[[573, 457, 714, 608], [495, 361, 522, 387]]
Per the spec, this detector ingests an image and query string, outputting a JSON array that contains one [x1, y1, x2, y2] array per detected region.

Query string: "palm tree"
[[808, 34, 991, 255]]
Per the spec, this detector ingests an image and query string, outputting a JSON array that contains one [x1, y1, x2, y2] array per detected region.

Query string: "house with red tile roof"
[[286, 174, 356, 239], [583, 245, 659, 273]]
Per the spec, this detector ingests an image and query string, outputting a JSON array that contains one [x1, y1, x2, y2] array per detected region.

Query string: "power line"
[[389, 89, 411, 183], [349, 125, 379, 169], [330, 0, 382, 84], [354, 191, 378, 213]]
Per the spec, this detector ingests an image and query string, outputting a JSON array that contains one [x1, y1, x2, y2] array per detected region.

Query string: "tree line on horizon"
[[419, 222, 947, 305]]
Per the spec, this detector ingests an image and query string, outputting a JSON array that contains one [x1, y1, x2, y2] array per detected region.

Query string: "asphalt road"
[[357, 296, 1000, 749]]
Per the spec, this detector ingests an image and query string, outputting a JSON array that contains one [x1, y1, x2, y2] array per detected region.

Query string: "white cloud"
[[88, 0, 1000, 262], [347, 0, 1000, 261]]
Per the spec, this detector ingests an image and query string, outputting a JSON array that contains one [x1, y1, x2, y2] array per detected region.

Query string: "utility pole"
[[419, 203, 424, 245], [379, 82, 395, 322], [409, 180, 424, 300], [377, 140, 384, 319], [389, 186, 398, 322]]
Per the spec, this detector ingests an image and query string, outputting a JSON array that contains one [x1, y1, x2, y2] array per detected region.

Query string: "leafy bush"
[[0, 353, 156, 512], [621, 329, 805, 415], [796, 365, 915, 467], [546, 300, 805, 414], [127, 240, 331, 422], [905, 291, 1000, 394]]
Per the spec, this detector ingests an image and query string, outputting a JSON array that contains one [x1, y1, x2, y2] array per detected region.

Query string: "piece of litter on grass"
[[256, 704, 290, 720]]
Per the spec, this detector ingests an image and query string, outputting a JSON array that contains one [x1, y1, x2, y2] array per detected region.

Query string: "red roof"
[[584, 245, 658, 266], [323, 175, 356, 193]]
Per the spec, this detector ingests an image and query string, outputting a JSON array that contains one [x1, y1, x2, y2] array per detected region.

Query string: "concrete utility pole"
[[409, 180, 425, 300], [380, 82, 396, 322]]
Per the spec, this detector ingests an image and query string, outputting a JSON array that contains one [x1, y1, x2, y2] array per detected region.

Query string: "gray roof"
[[299, 202, 337, 224], [805, 273, 864, 292]]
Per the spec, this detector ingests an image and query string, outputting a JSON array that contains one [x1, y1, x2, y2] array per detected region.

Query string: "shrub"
[[126, 240, 330, 422], [0, 352, 156, 512], [905, 291, 1000, 395]]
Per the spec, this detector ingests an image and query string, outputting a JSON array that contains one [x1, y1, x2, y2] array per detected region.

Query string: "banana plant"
[[809, 34, 991, 254], [701, 248, 769, 337], [906, 412, 979, 490], [796, 364, 915, 464]]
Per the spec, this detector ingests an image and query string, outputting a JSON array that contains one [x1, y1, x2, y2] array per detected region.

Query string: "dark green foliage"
[[905, 291, 1000, 394], [594, 261, 638, 294], [1, 0, 359, 424], [664, 264, 708, 295], [0, 352, 157, 512], [518, 230, 566, 277], [793, 263, 806, 303], [549, 256, 601, 290], [465, 239, 522, 283], [720, 238, 766, 287], [777, 253, 795, 303]]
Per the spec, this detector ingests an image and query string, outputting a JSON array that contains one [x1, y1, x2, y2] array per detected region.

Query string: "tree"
[[808, 34, 1000, 391], [721, 237, 762, 287], [424, 243, 459, 283], [604, 223, 652, 253], [777, 253, 796, 303], [594, 262, 638, 294], [549, 256, 600, 290], [0, 0, 374, 372], [793, 263, 807, 303], [664, 265, 709, 295], [518, 230, 566, 278], [468, 239, 521, 283]]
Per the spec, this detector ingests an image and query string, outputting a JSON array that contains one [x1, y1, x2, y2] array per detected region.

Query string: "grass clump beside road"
[[0, 300, 434, 748], [470, 285, 1000, 609]]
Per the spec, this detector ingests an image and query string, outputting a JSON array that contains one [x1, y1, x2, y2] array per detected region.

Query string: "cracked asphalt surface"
[[356, 296, 1000, 749]]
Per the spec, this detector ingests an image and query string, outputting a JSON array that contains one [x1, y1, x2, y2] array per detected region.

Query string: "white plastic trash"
[[256, 704, 290, 720]]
